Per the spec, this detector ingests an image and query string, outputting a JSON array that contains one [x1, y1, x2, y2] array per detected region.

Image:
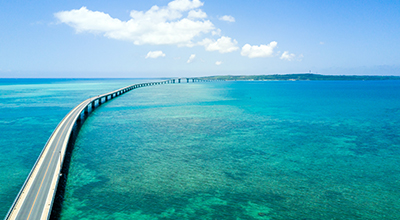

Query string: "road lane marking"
[[25, 103, 87, 220], [8, 106, 78, 220], [39, 101, 90, 220], [7, 83, 167, 219]]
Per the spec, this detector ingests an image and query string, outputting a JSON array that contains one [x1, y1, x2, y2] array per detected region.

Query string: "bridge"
[[4, 78, 209, 220]]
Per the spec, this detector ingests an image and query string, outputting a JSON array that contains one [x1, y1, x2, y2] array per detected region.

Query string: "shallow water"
[[0, 79, 151, 217], [62, 81, 400, 219], [1, 80, 400, 219]]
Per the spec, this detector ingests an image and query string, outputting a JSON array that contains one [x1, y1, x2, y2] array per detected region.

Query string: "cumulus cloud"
[[188, 9, 207, 19], [187, 54, 196, 63], [215, 61, 222, 65], [211, 29, 221, 36], [55, 0, 214, 46], [145, 50, 166, 59], [280, 51, 296, 61], [219, 15, 235, 22], [241, 41, 278, 58], [55, 0, 299, 58], [168, 0, 203, 11], [199, 36, 239, 53]]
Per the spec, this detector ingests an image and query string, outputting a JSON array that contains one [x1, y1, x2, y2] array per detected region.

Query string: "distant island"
[[199, 74, 400, 81]]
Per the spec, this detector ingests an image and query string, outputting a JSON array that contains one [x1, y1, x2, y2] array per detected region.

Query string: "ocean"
[[1, 79, 399, 219]]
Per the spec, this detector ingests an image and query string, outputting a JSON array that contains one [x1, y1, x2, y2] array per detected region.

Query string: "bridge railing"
[[3, 100, 89, 220], [4, 78, 211, 220]]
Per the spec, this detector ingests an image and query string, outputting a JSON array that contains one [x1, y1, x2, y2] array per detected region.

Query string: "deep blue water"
[[1, 79, 400, 219]]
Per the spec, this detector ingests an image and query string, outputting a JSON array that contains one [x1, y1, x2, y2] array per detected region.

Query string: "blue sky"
[[1, 0, 400, 78]]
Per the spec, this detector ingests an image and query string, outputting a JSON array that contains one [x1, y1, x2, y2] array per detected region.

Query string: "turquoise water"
[[0, 79, 152, 217], [2, 80, 400, 219]]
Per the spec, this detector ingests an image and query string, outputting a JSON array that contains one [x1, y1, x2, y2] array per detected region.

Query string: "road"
[[4, 79, 201, 220], [6, 98, 92, 220]]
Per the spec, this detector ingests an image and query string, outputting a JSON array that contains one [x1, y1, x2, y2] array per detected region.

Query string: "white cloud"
[[55, 0, 214, 46], [280, 51, 296, 61], [219, 15, 235, 22], [215, 61, 222, 65], [168, 0, 203, 11], [241, 41, 278, 58], [187, 54, 196, 63], [145, 50, 166, 59], [188, 9, 207, 19], [211, 29, 221, 36], [199, 36, 239, 53]]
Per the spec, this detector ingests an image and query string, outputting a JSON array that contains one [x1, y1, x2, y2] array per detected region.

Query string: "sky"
[[1, 0, 400, 78]]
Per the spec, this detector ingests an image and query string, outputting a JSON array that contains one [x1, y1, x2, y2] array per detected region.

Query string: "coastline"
[[198, 73, 400, 81]]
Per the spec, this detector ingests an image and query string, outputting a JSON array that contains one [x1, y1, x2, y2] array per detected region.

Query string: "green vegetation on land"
[[199, 74, 400, 81]]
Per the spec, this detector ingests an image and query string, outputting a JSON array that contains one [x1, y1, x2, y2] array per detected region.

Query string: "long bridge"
[[4, 78, 209, 220]]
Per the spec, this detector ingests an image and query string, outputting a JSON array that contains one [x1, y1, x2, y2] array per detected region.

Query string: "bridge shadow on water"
[[49, 111, 89, 220], [45, 80, 206, 219]]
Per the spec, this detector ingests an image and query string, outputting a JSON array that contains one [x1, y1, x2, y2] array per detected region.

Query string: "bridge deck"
[[4, 79, 207, 220]]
